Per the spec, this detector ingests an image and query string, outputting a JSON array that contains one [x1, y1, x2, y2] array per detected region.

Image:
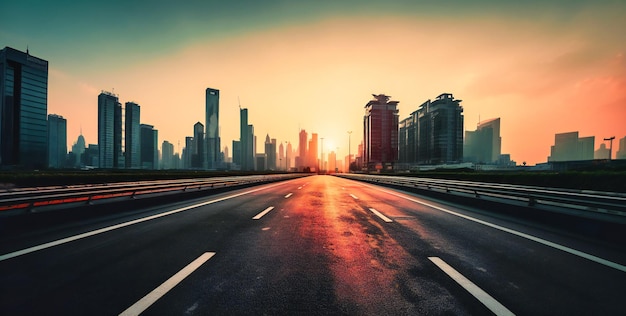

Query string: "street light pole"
[[604, 136, 615, 160]]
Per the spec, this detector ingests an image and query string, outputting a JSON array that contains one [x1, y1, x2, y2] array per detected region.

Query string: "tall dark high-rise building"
[[125, 102, 140, 169], [140, 124, 158, 169], [192, 122, 204, 169], [205, 88, 220, 169], [0, 47, 49, 169], [398, 111, 418, 164], [363, 94, 399, 170], [47, 114, 67, 168], [398, 93, 464, 166], [416, 93, 464, 164], [98, 91, 122, 168], [239, 108, 254, 171]]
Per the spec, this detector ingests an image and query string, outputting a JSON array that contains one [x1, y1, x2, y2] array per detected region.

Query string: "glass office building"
[[98, 91, 123, 169], [0, 47, 49, 169]]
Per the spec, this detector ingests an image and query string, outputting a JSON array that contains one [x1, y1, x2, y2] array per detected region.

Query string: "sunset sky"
[[2, 0, 625, 166]]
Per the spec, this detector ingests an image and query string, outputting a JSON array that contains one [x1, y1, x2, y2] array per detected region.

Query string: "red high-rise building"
[[363, 94, 399, 171]]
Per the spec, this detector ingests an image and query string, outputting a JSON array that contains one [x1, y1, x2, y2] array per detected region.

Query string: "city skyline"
[[2, 1, 625, 165]]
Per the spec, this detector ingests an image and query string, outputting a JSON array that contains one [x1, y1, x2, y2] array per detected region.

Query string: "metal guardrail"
[[0, 174, 309, 215], [336, 174, 626, 223]]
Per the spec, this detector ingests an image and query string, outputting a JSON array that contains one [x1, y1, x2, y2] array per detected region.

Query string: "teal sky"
[[1, 0, 598, 67]]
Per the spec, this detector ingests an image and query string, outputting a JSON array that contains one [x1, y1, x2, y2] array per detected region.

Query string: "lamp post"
[[604, 136, 615, 160]]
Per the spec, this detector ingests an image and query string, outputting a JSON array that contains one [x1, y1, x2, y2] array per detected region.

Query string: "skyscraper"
[[264, 134, 277, 170], [239, 108, 254, 171], [47, 114, 67, 168], [298, 129, 307, 171], [205, 88, 220, 169], [140, 124, 158, 169], [0, 47, 49, 169], [98, 91, 122, 168], [363, 94, 399, 170], [416, 93, 464, 165], [286, 141, 293, 171], [161, 140, 174, 169], [125, 101, 140, 169], [192, 122, 204, 169], [308, 133, 318, 171]]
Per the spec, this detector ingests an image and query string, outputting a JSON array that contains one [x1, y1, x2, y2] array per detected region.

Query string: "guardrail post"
[[131, 190, 137, 199], [474, 190, 480, 198], [87, 195, 93, 205], [528, 197, 536, 207]]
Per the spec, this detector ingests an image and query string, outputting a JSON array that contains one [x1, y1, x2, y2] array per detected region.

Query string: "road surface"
[[1, 175, 624, 315]]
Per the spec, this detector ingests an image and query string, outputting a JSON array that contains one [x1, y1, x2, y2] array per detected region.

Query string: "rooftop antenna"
[[26, 45, 29, 55], [238, 96, 241, 109]]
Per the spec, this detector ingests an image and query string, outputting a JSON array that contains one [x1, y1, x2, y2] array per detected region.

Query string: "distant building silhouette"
[[98, 91, 123, 168], [364, 94, 399, 171], [183, 136, 194, 169], [125, 102, 141, 169], [205, 88, 220, 169], [140, 124, 158, 169], [464, 118, 501, 164], [47, 114, 67, 168], [617, 136, 626, 160], [308, 133, 318, 171], [595, 143, 610, 160], [265, 134, 277, 170], [328, 151, 337, 173], [286, 141, 293, 171], [548, 131, 594, 162], [298, 129, 308, 171], [0, 47, 49, 169], [161, 140, 174, 169], [71, 133, 86, 168]]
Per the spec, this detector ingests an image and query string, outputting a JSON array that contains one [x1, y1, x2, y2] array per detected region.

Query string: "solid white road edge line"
[[0, 181, 290, 262], [369, 208, 393, 223], [253, 206, 275, 220], [350, 194, 359, 200], [119, 252, 216, 316], [284, 193, 293, 198], [369, 184, 626, 273], [428, 257, 515, 316]]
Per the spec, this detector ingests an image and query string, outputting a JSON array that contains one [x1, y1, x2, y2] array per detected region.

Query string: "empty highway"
[[1, 175, 625, 315]]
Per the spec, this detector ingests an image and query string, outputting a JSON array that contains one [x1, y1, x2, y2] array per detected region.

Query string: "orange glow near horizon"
[[42, 11, 626, 166]]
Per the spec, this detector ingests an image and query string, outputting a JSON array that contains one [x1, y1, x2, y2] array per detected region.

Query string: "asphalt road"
[[1, 175, 625, 315]]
